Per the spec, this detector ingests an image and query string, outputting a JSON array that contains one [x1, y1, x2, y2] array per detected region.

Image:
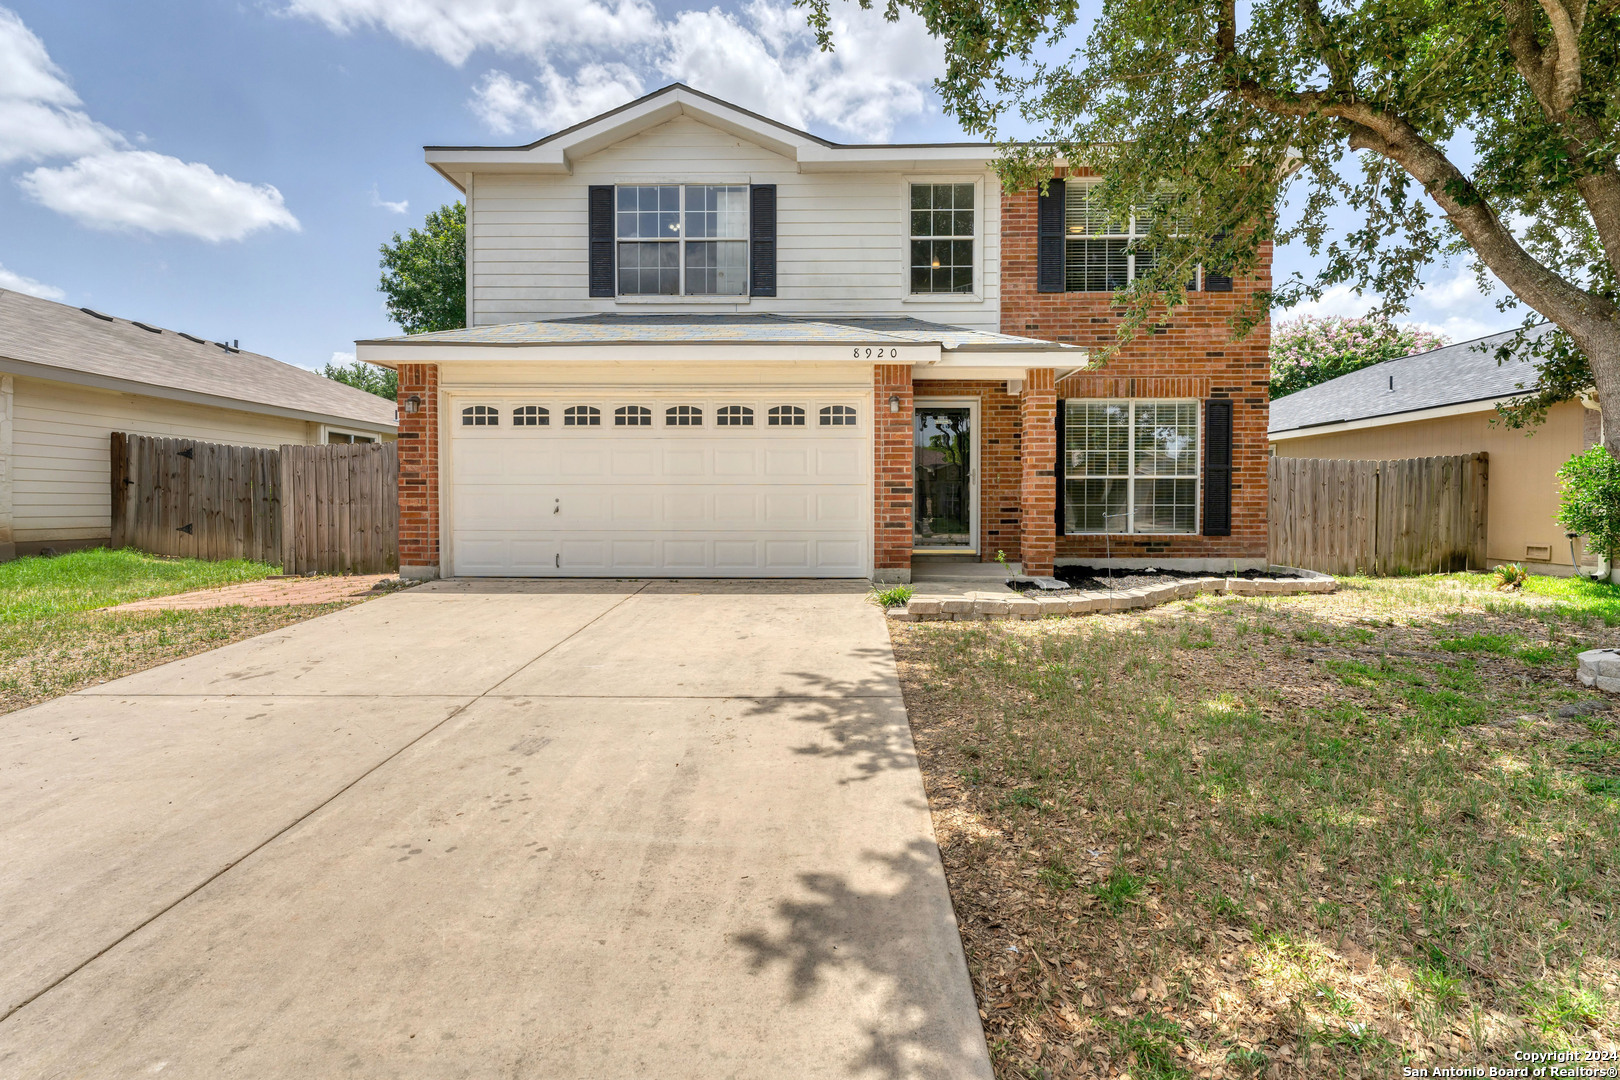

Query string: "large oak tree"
[[806, 0, 1620, 439]]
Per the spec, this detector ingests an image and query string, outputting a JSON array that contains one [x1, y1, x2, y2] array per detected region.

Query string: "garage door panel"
[[450, 392, 868, 577]]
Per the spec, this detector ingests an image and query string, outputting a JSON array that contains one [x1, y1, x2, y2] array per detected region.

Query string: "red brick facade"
[[999, 181, 1271, 566], [396, 363, 440, 576], [1018, 368, 1058, 575], [872, 364, 915, 580]]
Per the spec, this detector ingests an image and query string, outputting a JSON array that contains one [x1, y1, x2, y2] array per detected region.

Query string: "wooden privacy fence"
[[1268, 453, 1488, 576], [111, 433, 397, 574]]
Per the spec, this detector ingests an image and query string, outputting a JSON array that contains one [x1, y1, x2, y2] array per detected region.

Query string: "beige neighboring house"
[[1269, 324, 1599, 576], [0, 288, 397, 560]]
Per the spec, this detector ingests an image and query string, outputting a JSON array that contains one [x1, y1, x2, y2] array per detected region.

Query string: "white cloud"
[[331, 350, 356, 365], [472, 64, 644, 136], [0, 8, 300, 241], [1279, 284, 1378, 322], [369, 184, 409, 213], [18, 151, 301, 241], [0, 8, 122, 164], [0, 261, 64, 299], [280, 0, 660, 65], [285, 0, 942, 142], [658, 1, 941, 140]]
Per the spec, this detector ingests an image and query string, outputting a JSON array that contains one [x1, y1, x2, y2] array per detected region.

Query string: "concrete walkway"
[[0, 580, 990, 1079], [107, 572, 395, 611]]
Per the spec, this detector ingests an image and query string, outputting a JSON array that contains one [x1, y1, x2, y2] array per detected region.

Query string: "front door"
[[913, 403, 977, 552]]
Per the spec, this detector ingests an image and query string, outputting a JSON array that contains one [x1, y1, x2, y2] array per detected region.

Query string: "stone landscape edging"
[[890, 567, 1337, 622]]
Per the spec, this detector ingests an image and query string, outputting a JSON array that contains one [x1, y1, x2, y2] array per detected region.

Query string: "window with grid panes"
[[616, 185, 747, 296], [1064, 185, 1187, 292], [1063, 401, 1199, 534], [909, 183, 974, 294]]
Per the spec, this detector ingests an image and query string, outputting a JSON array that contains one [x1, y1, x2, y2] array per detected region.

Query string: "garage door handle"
[[553, 498, 560, 515]]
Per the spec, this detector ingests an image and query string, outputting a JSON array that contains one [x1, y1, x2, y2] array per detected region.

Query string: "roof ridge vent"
[[80, 307, 113, 321], [177, 332, 205, 344], [132, 321, 162, 333]]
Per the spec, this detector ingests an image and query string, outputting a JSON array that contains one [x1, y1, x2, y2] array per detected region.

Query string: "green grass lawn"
[[892, 572, 1620, 1079], [0, 547, 278, 624], [0, 548, 353, 714]]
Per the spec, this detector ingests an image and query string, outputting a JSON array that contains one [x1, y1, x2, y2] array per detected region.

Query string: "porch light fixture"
[[405, 394, 422, 415], [888, 394, 901, 413]]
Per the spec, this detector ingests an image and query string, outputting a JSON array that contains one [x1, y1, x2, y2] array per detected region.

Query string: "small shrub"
[[1556, 445, 1620, 563], [1493, 563, 1528, 589], [871, 584, 914, 608]]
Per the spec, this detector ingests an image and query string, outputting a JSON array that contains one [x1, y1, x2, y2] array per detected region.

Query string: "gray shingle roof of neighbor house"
[[0, 288, 397, 431], [1268, 323, 1557, 435], [357, 313, 1083, 352]]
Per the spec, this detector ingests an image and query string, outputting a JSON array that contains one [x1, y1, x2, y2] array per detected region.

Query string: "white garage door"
[[448, 393, 869, 577]]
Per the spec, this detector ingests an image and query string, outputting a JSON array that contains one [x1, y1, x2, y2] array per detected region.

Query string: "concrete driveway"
[[0, 580, 991, 1079]]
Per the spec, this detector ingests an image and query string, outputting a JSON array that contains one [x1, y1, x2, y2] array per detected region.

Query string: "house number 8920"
[[855, 348, 900, 358]]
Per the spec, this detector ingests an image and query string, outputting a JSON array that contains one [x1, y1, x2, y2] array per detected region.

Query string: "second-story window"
[[909, 183, 974, 295], [1064, 184, 1190, 292], [617, 185, 748, 297]]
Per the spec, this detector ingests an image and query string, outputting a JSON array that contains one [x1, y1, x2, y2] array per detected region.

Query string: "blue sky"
[[0, 0, 1512, 373]]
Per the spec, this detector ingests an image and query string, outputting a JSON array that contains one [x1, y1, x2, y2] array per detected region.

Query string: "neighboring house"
[[0, 289, 398, 559], [356, 84, 1271, 581], [1269, 324, 1598, 575]]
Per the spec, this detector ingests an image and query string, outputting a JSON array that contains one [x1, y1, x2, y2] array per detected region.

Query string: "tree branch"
[[1296, 0, 1356, 94], [1227, 79, 1617, 334], [1534, 0, 1587, 114]]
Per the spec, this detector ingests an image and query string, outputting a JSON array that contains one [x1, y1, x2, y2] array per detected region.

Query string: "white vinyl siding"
[[7, 376, 316, 542], [467, 115, 1001, 329]]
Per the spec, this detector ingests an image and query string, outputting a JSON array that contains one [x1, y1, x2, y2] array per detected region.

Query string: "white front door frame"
[[911, 395, 980, 557]]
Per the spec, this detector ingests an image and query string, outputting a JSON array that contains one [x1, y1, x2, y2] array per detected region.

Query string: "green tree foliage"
[[378, 201, 466, 335], [806, 0, 1620, 438], [1556, 445, 1620, 559], [322, 359, 398, 401], [1270, 315, 1447, 398]]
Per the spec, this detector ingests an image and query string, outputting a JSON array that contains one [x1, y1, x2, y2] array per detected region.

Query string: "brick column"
[[873, 364, 914, 583], [1019, 368, 1057, 576], [396, 363, 440, 579]]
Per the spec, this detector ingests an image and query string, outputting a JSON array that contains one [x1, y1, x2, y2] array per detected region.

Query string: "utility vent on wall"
[[1526, 544, 1552, 562]]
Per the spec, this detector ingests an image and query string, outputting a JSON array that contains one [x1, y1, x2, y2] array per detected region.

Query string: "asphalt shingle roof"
[[0, 288, 396, 430], [1268, 324, 1554, 435], [358, 313, 1079, 352]]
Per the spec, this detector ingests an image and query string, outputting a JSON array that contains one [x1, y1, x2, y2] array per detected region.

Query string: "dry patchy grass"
[[0, 603, 356, 713], [892, 574, 1620, 1079]]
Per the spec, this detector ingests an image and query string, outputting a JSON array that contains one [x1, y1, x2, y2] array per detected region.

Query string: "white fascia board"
[[1268, 396, 1512, 440], [0, 357, 397, 434], [797, 145, 995, 172], [357, 342, 941, 367], [923, 349, 1089, 373]]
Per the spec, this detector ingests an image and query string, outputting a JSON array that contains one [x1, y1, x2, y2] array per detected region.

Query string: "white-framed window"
[[717, 405, 754, 427], [666, 404, 703, 426], [767, 405, 805, 427], [819, 405, 857, 426], [564, 405, 601, 427], [1064, 184, 1189, 292], [615, 405, 652, 427], [617, 185, 748, 297], [909, 183, 975, 294], [1063, 400, 1199, 534], [462, 405, 498, 427], [513, 405, 549, 427]]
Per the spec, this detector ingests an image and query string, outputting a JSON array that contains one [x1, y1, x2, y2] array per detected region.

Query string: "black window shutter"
[[1054, 399, 1067, 532], [750, 184, 777, 297], [1037, 179, 1066, 293], [588, 185, 614, 298], [1203, 398, 1233, 536], [1202, 231, 1233, 292]]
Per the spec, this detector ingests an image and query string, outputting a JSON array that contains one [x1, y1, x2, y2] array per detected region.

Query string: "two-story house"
[[356, 85, 1270, 582]]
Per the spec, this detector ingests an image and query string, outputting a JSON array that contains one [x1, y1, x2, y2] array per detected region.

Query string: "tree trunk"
[[1583, 322, 1620, 458]]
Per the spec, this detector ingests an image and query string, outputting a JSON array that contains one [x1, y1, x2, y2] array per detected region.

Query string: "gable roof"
[[0, 289, 396, 432], [424, 83, 996, 186], [1268, 324, 1556, 436]]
